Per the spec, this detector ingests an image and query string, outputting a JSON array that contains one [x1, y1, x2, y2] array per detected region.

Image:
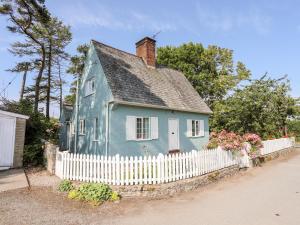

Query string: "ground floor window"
[[94, 117, 99, 140], [189, 119, 204, 137], [136, 117, 150, 140]]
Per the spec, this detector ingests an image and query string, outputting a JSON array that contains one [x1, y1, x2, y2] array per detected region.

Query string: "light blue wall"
[[108, 104, 210, 156], [75, 43, 113, 155]]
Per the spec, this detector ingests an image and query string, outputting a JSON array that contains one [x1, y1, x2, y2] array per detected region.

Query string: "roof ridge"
[[91, 39, 142, 59]]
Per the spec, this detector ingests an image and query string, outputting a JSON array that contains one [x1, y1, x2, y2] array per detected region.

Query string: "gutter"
[[112, 100, 213, 115], [74, 78, 80, 153], [105, 100, 114, 156]]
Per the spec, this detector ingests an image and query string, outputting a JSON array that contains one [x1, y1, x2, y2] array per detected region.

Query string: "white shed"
[[0, 110, 29, 170]]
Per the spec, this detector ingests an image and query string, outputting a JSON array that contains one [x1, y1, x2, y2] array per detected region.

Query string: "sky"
[[0, 0, 299, 117]]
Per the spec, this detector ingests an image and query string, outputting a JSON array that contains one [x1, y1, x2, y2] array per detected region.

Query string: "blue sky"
[[0, 0, 299, 116]]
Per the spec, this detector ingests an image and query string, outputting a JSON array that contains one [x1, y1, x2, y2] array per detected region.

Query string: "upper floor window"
[[79, 119, 85, 135], [85, 78, 95, 96]]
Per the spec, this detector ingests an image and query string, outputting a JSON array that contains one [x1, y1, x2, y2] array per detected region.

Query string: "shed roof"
[[0, 110, 29, 119], [92, 40, 212, 114]]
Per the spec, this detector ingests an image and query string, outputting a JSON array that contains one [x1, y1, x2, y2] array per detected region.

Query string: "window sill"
[[189, 135, 205, 138], [93, 140, 100, 142], [128, 138, 152, 142], [79, 134, 85, 136], [84, 92, 95, 97]]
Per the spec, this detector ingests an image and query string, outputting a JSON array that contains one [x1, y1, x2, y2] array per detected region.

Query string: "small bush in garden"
[[68, 190, 80, 199], [206, 132, 218, 149], [77, 183, 113, 204], [243, 133, 263, 158], [110, 191, 120, 201], [58, 180, 74, 192]]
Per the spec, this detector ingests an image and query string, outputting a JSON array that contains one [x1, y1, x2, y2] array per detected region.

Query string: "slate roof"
[[92, 40, 212, 114]]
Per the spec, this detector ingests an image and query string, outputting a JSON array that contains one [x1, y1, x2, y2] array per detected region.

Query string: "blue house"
[[60, 37, 212, 156]]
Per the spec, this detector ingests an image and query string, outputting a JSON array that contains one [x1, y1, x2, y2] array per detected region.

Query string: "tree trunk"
[[34, 45, 46, 114], [46, 40, 52, 119], [58, 61, 63, 117], [19, 66, 28, 101]]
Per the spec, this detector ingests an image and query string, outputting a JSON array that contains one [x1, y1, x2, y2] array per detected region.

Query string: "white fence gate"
[[55, 137, 294, 185]]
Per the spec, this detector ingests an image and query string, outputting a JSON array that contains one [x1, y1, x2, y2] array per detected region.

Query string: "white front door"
[[0, 116, 16, 168], [168, 118, 179, 150]]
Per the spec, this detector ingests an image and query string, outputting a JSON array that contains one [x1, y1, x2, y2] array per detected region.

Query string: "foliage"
[[287, 119, 300, 142], [207, 130, 244, 152], [210, 75, 294, 139], [65, 44, 89, 105], [68, 189, 79, 199], [1, 1, 71, 116], [23, 141, 44, 166], [207, 131, 264, 158], [58, 180, 74, 192], [157, 42, 251, 108], [76, 183, 113, 204], [110, 191, 120, 201], [0, 98, 59, 166], [243, 133, 263, 158]]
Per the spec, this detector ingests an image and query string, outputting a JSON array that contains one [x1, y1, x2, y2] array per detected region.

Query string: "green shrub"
[[68, 189, 80, 199], [77, 183, 113, 203], [23, 141, 44, 167], [58, 180, 74, 192], [110, 191, 120, 201]]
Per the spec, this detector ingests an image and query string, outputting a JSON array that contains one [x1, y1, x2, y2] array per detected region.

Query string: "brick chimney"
[[136, 37, 156, 67]]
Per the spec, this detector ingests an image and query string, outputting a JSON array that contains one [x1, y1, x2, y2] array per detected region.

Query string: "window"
[[136, 117, 150, 140], [94, 117, 99, 140], [188, 119, 204, 137], [126, 116, 158, 141], [70, 122, 75, 135], [79, 119, 85, 135], [85, 78, 95, 96]]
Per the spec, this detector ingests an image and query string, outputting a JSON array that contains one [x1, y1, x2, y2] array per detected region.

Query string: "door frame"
[[168, 118, 179, 150]]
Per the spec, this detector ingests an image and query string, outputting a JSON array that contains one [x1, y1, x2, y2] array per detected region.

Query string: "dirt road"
[[1, 150, 299, 225]]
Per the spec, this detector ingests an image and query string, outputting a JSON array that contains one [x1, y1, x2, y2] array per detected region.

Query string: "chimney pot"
[[136, 37, 156, 67]]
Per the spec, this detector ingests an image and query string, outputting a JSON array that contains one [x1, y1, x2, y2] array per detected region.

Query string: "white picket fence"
[[260, 137, 294, 155], [55, 148, 237, 185], [55, 137, 294, 185]]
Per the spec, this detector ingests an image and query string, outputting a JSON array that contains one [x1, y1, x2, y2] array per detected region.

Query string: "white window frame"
[[79, 119, 85, 135], [85, 78, 95, 96], [70, 122, 75, 135], [189, 120, 204, 137], [94, 117, 99, 141], [136, 117, 150, 140]]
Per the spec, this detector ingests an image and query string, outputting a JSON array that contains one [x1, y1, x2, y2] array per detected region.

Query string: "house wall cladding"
[[13, 118, 26, 168], [109, 105, 210, 156]]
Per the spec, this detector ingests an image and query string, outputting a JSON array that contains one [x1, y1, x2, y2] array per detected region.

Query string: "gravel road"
[[1, 149, 299, 225]]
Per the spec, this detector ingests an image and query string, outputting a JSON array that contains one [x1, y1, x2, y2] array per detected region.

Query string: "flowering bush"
[[207, 131, 264, 158], [207, 130, 244, 152], [243, 133, 263, 158]]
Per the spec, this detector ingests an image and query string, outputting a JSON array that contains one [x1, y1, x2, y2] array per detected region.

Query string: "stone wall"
[[113, 165, 239, 199], [13, 118, 26, 168], [44, 142, 58, 174], [259, 147, 295, 163]]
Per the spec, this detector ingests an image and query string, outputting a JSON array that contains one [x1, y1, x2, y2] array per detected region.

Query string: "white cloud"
[[57, 2, 177, 32], [195, 3, 271, 34]]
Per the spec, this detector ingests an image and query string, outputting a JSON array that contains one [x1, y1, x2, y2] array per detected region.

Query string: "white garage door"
[[0, 116, 16, 168]]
